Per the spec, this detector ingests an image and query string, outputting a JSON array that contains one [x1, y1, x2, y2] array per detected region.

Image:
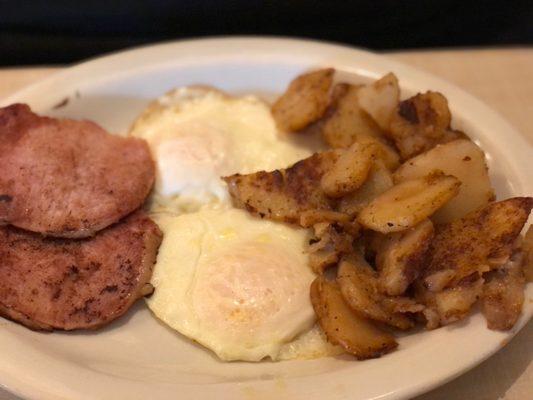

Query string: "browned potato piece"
[[356, 135, 400, 171], [299, 209, 351, 228], [224, 142, 386, 226], [308, 247, 339, 275], [416, 274, 484, 328], [308, 221, 358, 274], [223, 151, 338, 224], [481, 257, 525, 331], [417, 198, 533, 329], [320, 142, 377, 198], [357, 73, 400, 131], [320, 81, 401, 170], [337, 160, 394, 217], [423, 269, 456, 292], [394, 139, 494, 223], [357, 172, 461, 233], [310, 277, 398, 359], [522, 225, 533, 282], [272, 68, 334, 132], [311, 218, 361, 238], [389, 91, 463, 160], [337, 252, 415, 330], [321, 83, 384, 148], [376, 219, 434, 296], [434, 277, 484, 325], [424, 197, 533, 287]]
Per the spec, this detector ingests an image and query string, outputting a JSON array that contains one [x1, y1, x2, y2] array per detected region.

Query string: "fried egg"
[[146, 208, 317, 361], [278, 324, 344, 360], [130, 87, 312, 211]]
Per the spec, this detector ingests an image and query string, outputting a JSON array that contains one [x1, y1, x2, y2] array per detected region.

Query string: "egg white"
[[278, 324, 344, 360], [136, 86, 339, 361], [130, 87, 312, 211], [146, 208, 318, 362]]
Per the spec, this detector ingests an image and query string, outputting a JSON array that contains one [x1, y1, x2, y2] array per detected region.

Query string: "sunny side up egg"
[[130, 86, 312, 211], [147, 208, 317, 362], [132, 86, 341, 362]]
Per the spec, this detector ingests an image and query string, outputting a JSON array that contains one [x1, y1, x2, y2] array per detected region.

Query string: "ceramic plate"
[[1, 37, 531, 400]]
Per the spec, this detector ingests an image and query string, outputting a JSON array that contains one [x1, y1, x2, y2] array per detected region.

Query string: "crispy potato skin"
[[272, 68, 334, 132], [357, 172, 461, 233], [416, 198, 532, 329], [224, 144, 386, 226], [310, 277, 398, 359], [425, 197, 533, 287], [224, 151, 337, 224], [389, 92, 463, 160]]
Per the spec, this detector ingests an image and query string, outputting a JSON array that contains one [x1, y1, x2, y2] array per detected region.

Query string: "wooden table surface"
[[0, 48, 531, 400]]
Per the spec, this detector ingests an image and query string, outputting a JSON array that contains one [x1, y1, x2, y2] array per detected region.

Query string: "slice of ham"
[[0, 211, 162, 331], [0, 104, 155, 238]]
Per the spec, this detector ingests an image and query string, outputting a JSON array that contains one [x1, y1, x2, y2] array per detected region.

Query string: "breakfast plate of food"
[[0, 37, 531, 400]]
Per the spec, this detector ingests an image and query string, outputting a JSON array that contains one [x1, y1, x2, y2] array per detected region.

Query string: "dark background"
[[1, 0, 532, 66]]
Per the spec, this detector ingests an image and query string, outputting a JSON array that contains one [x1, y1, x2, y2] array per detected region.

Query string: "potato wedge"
[[481, 257, 525, 331], [224, 143, 387, 225], [357, 172, 461, 233], [389, 91, 463, 160], [356, 135, 400, 171], [394, 139, 494, 223], [376, 219, 434, 296], [321, 83, 384, 148], [223, 151, 338, 224], [337, 252, 415, 330], [522, 225, 533, 282], [337, 160, 394, 217], [424, 197, 533, 287], [272, 68, 334, 132], [310, 277, 398, 359], [357, 73, 400, 131], [320, 141, 377, 198]]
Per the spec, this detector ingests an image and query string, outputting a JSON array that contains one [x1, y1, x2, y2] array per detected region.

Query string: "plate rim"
[[1, 36, 531, 400]]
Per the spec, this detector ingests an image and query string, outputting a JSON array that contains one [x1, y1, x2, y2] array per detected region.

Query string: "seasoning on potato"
[[224, 69, 533, 360]]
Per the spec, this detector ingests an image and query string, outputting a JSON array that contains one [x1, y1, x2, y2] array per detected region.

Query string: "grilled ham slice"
[[0, 211, 162, 331], [0, 104, 155, 238]]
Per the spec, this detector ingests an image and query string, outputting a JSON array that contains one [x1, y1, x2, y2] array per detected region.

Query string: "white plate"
[[0, 37, 531, 400]]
